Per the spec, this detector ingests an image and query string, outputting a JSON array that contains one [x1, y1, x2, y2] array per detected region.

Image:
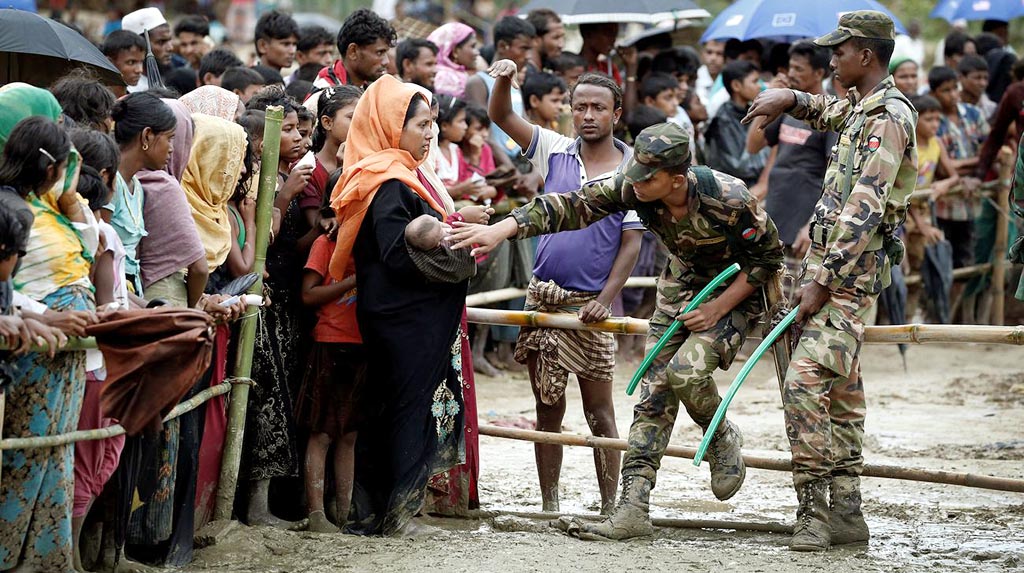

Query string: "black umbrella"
[[922, 239, 954, 324], [142, 28, 164, 90], [880, 263, 908, 369], [0, 8, 124, 87], [517, 0, 709, 25]]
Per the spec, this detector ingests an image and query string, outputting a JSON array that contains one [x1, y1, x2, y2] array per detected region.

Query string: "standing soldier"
[[743, 11, 918, 552], [450, 122, 784, 540]]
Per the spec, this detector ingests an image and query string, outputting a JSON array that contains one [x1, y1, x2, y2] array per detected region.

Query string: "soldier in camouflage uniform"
[[450, 122, 784, 540], [743, 10, 918, 552]]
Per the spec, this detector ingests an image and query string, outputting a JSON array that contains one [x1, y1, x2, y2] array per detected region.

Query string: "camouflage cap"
[[624, 122, 691, 183], [814, 10, 895, 47]]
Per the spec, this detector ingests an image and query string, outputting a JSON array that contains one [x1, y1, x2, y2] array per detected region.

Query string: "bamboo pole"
[[0, 381, 232, 450], [991, 155, 1013, 326], [213, 105, 283, 522], [904, 263, 992, 287], [454, 509, 794, 535], [464, 277, 659, 307], [478, 425, 1024, 493], [465, 308, 1024, 345]]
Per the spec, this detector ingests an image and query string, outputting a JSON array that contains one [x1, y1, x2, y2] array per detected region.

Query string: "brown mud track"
[[188, 343, 1024, 572]]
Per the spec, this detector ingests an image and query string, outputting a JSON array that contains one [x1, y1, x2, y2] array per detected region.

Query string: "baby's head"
[[405, 214, 444, 251]]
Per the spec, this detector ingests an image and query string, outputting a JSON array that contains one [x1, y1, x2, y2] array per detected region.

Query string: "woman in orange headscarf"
[[331, 75, 476, 536]]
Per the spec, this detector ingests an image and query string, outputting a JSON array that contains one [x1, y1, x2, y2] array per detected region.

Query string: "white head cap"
[[122, 7, 167, 35]]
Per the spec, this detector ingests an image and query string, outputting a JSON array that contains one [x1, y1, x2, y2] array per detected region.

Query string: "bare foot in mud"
[[473, 352, 501, 377], [95, 555, 158, 573], [307, 511, 340, 534]]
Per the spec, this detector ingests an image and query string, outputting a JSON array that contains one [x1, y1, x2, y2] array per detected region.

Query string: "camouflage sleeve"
[[789, 90, 851, 133], [510, 175, 633, 239], [812, 110, 910, 289], [725, 184, 784, 288]]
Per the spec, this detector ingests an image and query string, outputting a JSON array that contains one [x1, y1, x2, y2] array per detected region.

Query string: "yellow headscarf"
[[181, 113, 246, 269]]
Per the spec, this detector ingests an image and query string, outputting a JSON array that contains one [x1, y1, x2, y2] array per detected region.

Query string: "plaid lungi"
[[515, 277, 615, 405]]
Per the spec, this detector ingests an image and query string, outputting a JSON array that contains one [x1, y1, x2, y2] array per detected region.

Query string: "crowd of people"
[[0, 3, 1022, 571]]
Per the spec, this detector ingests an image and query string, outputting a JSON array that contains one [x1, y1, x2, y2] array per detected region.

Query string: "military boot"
[[790, 479, 831, 552], [830, 475, 869, 545], [705, 420, 746, 500], [574, 475, 655, 541]]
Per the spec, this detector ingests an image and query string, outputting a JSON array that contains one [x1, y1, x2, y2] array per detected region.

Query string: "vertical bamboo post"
[[991, 153, 1013, 326], [0, 389, 5, 485], [213, 105, 283, 521]]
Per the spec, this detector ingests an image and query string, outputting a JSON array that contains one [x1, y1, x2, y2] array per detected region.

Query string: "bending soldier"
[[743, 10, 918, 552], [451, 122, 783, 541]]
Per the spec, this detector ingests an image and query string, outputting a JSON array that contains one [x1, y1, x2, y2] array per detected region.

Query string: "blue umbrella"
[[931, 0, 1024, 23], [701, 0, 906, 43], [0, 0, 36, 12]]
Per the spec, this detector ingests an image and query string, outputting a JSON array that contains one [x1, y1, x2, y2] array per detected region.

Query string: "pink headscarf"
[[179, 85, 242, 121], [427, 23, 476, 99]]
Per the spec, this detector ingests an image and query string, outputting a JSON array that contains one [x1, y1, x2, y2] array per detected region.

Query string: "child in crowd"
[[928, 65, 989, 271], [222, 67, 267, 104], [640, 72, 680, 121], [436, 95, 491, 202], [459, 104, 497, 186], [521, 72, 567, 132], [550, 51, 586, 90], [68, 128, 128, 572], [243, 87, 312, 527], [957, 55, 996, 118], [302, 86, 362, 233], [906, 95, 959, 322], [254, 10, 299, 72], [297, 167, 362, 533], [295, 25, 335, 69], [102, 30, 147, 97]]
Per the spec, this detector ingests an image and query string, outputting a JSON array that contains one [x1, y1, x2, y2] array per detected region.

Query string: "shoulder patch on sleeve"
[[866, 135, 881, 152]]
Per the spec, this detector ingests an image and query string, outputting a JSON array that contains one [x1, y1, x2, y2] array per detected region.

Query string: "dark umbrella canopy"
[[0, 8, 124, 86], [922, 239, 954, 325], [517, 0, 709, 25], [880, 263, 908, 364]]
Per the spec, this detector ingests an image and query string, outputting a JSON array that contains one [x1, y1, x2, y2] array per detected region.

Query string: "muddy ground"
[[188, 342, 1024, 572]]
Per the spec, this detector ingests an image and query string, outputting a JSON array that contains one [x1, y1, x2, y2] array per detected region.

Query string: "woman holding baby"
[[329, 75, 489, 536]]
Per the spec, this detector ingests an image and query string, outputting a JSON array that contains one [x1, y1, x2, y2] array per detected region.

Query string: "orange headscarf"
[[329, 75, 443, 280]]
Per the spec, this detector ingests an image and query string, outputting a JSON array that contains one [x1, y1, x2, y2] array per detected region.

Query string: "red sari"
[[419, 171, 480, 514]]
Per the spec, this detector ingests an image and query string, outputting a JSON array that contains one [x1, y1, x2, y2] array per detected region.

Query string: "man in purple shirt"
[[489, 61, 643, 514]]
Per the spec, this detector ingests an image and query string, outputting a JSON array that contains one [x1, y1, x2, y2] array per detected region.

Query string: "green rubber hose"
[[626, 263, 741, 396], [692, 306, 800, 466]]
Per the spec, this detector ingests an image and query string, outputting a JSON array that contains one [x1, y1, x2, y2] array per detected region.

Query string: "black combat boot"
[[790, 479, 831, 552], [830, 475, 869, 545]]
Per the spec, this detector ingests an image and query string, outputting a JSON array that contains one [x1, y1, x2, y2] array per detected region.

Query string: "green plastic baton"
[[692, 306, 800, 466], [626, 263, 741, 396]]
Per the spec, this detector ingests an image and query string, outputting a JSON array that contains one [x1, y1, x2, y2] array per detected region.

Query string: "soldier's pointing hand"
[[742, 88, 797, 129]]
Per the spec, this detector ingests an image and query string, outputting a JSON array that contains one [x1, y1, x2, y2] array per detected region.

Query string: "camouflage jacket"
[[790, 75, 918, 295], [510, 167, 783, 310]]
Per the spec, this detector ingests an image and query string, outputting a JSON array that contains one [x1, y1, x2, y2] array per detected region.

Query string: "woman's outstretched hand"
[[447, 217, 518, 257]]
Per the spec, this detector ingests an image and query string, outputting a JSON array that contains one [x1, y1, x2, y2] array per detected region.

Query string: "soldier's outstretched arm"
[[812, 113, 910, 289], [448, 177, 631, 255]]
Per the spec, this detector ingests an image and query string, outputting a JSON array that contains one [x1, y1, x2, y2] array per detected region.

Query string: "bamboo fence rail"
[[478, 425, 1024, 493], [465, 308, 1024, 345]]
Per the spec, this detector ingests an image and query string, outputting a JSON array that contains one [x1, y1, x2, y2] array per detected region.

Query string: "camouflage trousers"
[[784, 287, 874, 488], [622, 292, 749, 487]]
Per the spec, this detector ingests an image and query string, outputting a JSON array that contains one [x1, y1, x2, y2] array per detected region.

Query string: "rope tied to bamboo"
[[224, 376, 254, 387]]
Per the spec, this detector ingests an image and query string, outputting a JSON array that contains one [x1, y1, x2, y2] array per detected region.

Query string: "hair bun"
[[110, 97, 130, 122]]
